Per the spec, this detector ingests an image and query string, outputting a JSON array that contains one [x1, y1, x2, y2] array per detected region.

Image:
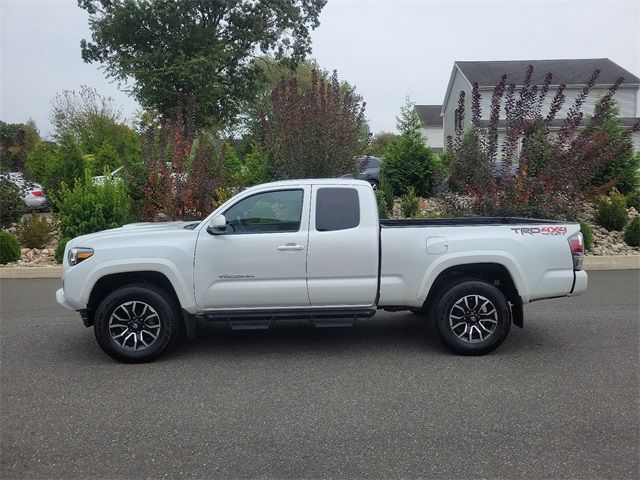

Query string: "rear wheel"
[[434, 280, 511, 355], [93, 284, 179, 363]]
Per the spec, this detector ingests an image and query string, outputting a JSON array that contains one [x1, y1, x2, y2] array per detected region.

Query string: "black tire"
[[93, 283, 180, 363], [434, 280, 511, 355]]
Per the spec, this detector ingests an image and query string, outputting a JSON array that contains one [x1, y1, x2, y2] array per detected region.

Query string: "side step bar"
[[203, 308, 376, 331]]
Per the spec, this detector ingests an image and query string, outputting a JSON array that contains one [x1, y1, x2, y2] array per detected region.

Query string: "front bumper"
[[56, 288, 75, 311]]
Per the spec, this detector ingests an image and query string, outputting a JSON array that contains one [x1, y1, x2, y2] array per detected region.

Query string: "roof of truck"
[[248, 178, 372, 189]]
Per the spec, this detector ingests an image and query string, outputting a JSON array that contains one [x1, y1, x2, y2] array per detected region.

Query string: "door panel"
[[306, 185, 379, 307], [194, 188, 310, 310]]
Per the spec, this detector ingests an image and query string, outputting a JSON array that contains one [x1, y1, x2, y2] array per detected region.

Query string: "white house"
[[414, 104, 444, 151], [431, 58, 640, 153]]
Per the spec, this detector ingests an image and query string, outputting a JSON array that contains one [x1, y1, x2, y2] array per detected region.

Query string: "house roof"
[[415, 105, 442, 126], [455, 58, 640, 87]]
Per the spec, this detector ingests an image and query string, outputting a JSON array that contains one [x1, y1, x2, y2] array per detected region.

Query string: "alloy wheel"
[[108, 301, 161, 350], [448, 294, 498, 343]]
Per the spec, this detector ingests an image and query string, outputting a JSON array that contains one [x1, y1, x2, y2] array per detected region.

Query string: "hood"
[[70, 221, 201, 245]]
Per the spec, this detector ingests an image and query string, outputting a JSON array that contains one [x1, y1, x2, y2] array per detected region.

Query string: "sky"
[[1, 0, 639, 138]]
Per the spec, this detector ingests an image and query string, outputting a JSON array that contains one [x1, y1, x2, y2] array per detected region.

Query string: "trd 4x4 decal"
[[511, 226, 568, 236]]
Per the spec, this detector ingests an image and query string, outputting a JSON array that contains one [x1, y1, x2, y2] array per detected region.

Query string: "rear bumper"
[[571, 270, 588, 296], [24, 196, 48, 209]]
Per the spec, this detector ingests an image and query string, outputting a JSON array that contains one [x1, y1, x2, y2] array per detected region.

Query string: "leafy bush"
[[26, 142, 56, 184], [366, 131, 399, 156], [375, 190, 390, 219], [401, 186, 420, 218], [53, 169, 131, 239], [55, 237, 69, 264], [447, 66, 638, 218], [235, 146, 269, 187], [0, 231, 21, 264], [135, 102, 227, 221], [43, 133, 85, 201], [625, 191, 640, 211], [16, 214, 54, 248], [93, 141, 121, 174], [382, 137, 439, 198], [263, 69, 368, 179], [623, 217, 640, 247], [0, 178, 25, 228], [594, 188, 628, 231], [211, 187, 231, 210], [579, 221, 593, 250], [590, 121, 639, 194], [378, 172, 394, 211]]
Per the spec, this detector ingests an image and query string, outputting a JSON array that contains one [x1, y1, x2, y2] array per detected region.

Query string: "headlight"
[[68, 247, 94, 266]]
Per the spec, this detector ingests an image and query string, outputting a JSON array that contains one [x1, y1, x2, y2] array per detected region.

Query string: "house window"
[[454, 109, 461, 130]]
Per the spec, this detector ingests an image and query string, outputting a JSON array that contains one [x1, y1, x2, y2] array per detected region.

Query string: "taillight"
[[568, 232, 584, 270], [31, 190, 43, 197]]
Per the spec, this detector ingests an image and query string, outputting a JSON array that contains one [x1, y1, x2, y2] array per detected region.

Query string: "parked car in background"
[[340, 156, 380, 189], [92, 166, 125, 185], [1, 172, 49, 210]]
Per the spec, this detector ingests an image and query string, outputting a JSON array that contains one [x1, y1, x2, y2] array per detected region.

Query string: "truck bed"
[[380, 217, 567, 228]]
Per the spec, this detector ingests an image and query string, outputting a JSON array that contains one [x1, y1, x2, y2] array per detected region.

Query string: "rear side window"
[[315, 188, 360, 231]]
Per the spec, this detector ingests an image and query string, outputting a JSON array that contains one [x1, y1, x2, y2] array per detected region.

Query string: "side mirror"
[[208, 214, 227, 234]]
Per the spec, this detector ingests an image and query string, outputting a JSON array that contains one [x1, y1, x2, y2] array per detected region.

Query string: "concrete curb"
[[0, 256, 638, 279], [583, 255, 640, 271], [0, 266, 62, 279]]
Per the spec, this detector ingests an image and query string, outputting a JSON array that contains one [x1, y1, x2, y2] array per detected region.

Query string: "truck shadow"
[[167, 312, 447, 360], [164, 311, 564, 362]]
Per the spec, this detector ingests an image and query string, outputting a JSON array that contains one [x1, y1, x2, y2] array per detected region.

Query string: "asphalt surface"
[[1, 271, 639, 479]]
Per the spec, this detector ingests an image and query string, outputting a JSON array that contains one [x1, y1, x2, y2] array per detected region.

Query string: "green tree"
[[79, 0, 327, 128], [365, 131, 399, 156], [262, 69, 368, 179], [0, 177, 25, 228], [380, 97, 440, 197], [93, 142, 122, 174], [589, 105, 639, 194], [44, 134, 85, 201], [50, 86, 135, 155], [26, 142, 57, 183], [396, 96, 423, 139], [0, 120, 41, 172]]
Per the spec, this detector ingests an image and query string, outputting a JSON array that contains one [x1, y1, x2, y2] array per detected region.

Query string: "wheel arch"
[[85, 271, 182, 327], [422, 262, 522, 311]]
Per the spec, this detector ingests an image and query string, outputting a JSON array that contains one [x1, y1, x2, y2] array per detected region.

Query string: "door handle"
[[277, 244, 305, 251]]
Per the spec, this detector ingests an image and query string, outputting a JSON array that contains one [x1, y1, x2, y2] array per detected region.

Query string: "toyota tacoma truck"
[[56, 179, 588, 363]]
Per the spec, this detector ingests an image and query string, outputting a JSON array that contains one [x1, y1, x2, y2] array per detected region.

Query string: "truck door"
[[194, 187, 311, 310], [307, 184, 379, 307]]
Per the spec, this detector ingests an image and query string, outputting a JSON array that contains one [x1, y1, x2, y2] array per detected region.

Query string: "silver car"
[[1, 172, 49, 210]]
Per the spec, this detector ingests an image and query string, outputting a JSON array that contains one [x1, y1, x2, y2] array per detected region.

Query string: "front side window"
[[223, 189, 303, 234], [315, 188, 360, 232]]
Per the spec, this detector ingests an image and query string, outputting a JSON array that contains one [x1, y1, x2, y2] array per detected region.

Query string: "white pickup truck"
[[56, 179, 587, 362]]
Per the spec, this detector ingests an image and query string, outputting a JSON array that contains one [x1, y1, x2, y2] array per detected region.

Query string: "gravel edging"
[[1, 256, 638, 279]]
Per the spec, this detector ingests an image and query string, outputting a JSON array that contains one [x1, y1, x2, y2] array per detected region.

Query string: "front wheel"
[[93, 284, 180, 363], [434, 281, 511, 355]]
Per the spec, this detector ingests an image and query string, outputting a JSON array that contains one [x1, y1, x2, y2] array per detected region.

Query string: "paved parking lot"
[[1, 271, 639, 479]]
